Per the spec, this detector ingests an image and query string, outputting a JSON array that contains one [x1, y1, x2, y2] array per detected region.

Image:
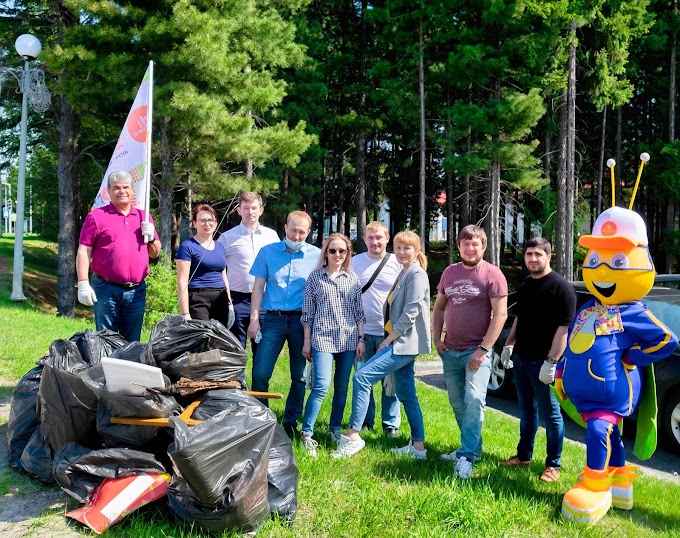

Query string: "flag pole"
[[143, 60, 154, 242]]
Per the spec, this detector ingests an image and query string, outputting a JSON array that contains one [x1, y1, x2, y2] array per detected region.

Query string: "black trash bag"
[[166, 390, 276, 533], [267, 425, 299, 521], [164, 349, 247, 382], [111, 341, 154, 366], [95, 400, 161, 449], [19, 425, 55, 484], [81, 364, 179, 418], [193, 393, 298, 522], [145, 315, 246, 380], [69, 329, 128, 365], [38, 339, 99, 452], [53, 442, 167, 503], [8, 358, 48, 469]]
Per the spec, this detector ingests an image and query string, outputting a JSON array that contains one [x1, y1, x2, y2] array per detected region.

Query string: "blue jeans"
[[92, 275, 147, 342], [357, 334, 401, 430], [301, 349, 355, 436], [251, 312, 306, 427], [440, 347, 492, 463], [513, 354, 564, 469], [349, 345, 424, 442]]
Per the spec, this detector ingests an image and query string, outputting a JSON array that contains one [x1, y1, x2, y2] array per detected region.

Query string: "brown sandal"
[[500, 455, 531, 467], [540, 466, 560, 482]]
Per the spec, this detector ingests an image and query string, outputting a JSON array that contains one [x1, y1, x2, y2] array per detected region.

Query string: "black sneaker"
[[284, 424, 300, 439], [384, 427, 398, 438]]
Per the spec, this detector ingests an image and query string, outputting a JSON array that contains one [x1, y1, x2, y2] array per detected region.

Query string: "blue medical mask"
[[284, 237, 305, 251]]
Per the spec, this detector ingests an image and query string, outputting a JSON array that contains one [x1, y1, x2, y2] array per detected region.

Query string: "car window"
[[643, 299, 680, 337]]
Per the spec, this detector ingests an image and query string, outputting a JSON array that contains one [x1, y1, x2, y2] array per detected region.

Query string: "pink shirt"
[[437, 261, 508, 350], [79, 204, 158, 283]]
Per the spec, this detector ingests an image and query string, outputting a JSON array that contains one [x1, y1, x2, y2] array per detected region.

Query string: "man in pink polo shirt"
[[76, 170, 161, 341]]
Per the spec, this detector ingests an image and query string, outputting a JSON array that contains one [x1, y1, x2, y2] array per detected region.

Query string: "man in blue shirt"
[[248, 210, 321, 437]]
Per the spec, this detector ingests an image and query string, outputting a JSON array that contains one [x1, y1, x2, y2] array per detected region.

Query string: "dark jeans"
[[513, 353, 564, 469], [92, 275, 146, 342], [251, 312, 306, 427], [229, 291, 261, 357]]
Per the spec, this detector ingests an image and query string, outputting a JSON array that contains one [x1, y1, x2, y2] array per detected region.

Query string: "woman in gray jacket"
[[333, 230, 431, 459]]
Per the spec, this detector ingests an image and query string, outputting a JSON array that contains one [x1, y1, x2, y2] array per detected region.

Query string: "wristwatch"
[[358, 335, 366, 342], [546, 356, 559, 365]]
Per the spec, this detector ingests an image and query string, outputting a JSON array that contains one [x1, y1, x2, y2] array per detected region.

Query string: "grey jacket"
[[383, 261, 431, 355]]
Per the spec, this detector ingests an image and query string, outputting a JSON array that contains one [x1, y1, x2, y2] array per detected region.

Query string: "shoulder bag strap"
[[362, 253, 392, 294]]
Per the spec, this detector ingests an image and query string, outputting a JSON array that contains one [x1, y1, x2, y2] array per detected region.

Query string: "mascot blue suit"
[[557, 195, 677, 524]]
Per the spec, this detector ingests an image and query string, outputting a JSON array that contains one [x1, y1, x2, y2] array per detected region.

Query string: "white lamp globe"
[[15, 34, 41, 60]]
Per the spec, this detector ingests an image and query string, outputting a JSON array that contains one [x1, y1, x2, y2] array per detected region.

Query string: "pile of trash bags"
[[6, 315, 299, 534]]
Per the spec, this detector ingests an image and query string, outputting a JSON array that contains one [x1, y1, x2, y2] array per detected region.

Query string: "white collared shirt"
[[216, 222, 279, 292]]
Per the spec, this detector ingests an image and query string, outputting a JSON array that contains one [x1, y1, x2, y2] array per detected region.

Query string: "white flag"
[[93, 63, 152, 210]]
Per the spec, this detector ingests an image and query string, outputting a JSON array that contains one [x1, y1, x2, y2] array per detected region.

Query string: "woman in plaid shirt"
[[300, 233, 366, 458]]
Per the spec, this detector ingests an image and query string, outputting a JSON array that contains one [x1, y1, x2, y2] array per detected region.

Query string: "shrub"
[[144, 252, 178, 328]]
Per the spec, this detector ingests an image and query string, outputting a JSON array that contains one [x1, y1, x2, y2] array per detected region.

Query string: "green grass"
[[1, 237, 680, 536]]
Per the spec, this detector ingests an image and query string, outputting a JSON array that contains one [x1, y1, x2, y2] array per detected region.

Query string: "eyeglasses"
[[197, 219, 216, 226], [327, 248, 347, 255]]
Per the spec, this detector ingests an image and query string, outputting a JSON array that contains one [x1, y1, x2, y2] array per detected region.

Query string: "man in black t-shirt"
[[499, 238, 576, 483]]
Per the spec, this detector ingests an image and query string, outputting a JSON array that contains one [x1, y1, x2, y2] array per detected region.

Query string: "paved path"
[[414, 359, 680, 483]]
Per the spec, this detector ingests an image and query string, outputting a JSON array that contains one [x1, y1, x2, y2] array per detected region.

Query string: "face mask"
[[284, 237, 305, 251]]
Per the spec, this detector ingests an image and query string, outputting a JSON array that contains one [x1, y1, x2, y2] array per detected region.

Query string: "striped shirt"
[[301, 267, 366, 353]]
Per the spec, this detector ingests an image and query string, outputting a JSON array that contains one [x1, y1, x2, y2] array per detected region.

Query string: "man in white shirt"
[[351, 221, 403, 437], [217, 192, 279, 353]]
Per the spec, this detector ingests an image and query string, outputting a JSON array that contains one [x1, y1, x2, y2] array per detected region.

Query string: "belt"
[[93, 273, 142, 289], [231, 291, 252, 297], [267, 309, 302, 316]]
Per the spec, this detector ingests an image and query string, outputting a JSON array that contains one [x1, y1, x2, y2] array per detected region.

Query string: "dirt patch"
[[0, 396, 82, 537]]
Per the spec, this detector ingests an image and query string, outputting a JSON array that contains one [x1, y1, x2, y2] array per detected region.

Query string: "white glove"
[[539, 361, 556, 384], [500, 345, 514, 369], [141, 221, 155, 240], [77, 280, 97, 306], [181, 313, 191, 321], [227, 304, 235, 329]]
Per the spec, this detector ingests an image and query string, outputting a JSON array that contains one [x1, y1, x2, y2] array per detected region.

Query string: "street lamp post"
[[0, 34, 51, 301]]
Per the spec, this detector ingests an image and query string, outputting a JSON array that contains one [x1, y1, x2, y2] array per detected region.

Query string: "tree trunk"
[[56, 96, 80, 317], [418, 16, 426, 247], [665, 1, 677, 273], [355, 0, 368, 252], [555, 23, 578, 280], [485, 77, 501, 267], [159, 116, 173, 256]]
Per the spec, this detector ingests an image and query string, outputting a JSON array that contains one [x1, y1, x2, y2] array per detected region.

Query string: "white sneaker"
[[301, 436, 319, 459], [330, 430, 342, 444], [390, 442, 427, 460], [440, 449, 458, 462], [454, 456, 473, 479], [331, 435, 366, 458]]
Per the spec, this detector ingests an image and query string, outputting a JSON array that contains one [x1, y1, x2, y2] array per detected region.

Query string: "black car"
[[488, 282, 680, 455]]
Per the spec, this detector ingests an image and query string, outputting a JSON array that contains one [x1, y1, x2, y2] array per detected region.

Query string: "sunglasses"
[[327, 248, 347, 255]]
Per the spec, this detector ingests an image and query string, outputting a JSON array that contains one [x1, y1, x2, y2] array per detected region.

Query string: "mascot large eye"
[[611, 253, 630, 269], [586, 252, 600, 267]]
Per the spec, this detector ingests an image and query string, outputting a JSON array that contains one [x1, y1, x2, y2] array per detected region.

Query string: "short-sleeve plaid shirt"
[[301, 267, 365, 353]]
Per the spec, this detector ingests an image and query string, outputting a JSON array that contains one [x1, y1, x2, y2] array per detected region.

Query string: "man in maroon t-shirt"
[[432, 225, 508, 479], [76, 170, 161, 341]]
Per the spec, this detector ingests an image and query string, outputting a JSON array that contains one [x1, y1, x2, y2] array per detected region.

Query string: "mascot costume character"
[[557, 154, 678, 525]]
